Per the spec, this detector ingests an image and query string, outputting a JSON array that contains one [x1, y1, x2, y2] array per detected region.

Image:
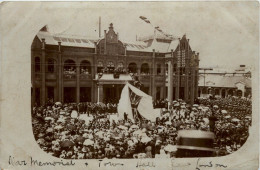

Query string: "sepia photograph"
[[0, 1, 259, 170]]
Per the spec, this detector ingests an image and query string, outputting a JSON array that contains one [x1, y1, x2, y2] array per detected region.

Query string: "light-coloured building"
[[198, 65, 251, 98]]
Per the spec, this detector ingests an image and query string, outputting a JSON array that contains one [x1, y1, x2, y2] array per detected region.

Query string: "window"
[[75, 39, 81, 43], [80, 60, 91, 74], [68, 38, 75, 43], [107, 61, 115, 68], [107, 61, 115, 73], [35, 57, 40, 72], [141, 63, 150, 74], [60, 37, 68, 42], [177, 50, 181, 67], [128, 63, 137, 73], [47, 58, 55, 73], [173, 63, 177, 73], [81, 39, 88, 43], [64, 59, 76, 74], [97, 61, 104, 73], [157, 64, 161, 75], [117, 62, 124, 68], [181, 50, 185, 67], [165, 63, 168, 75]]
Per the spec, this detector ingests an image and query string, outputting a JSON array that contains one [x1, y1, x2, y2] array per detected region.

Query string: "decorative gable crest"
[[106, 23, 118, 43]]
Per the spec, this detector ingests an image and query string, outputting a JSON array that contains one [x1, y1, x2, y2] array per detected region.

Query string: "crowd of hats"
[[197, 96, 251, 155], [32, 96, 251, 159]]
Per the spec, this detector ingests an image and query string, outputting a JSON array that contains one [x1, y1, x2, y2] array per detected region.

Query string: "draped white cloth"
[[117, 83, 134, 122], [117, 83, 160, 122]]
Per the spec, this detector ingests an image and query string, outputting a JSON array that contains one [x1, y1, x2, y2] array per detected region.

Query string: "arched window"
[[117, 62, 124, 69], [47, 58, 55, 73], [141, 63, 149, 74], [237, 90, 242, 97], [215, 89, 220, 95], [64, 59, 76, 74], [221, 89, 226, 98], [128, 63, 137, 73], [202, 88, 207, 94], [207, 88, 212, 94], [80, 60, 91, 74], [116, 62, 124, 73], [97, 61, 104, 73], [35, 57, 40, 72], [228, 89, 233, 96], [107, 61, 115, 73], [107, 61, 114, 67]]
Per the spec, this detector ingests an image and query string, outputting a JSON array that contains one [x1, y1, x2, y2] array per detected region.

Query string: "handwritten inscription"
[[196, 158, 227, 170], [9, 156, 228, 169], [9, 156, 27, 166], [8, 156, 75, 167], [171, 158, 191, 167], [136, 160, 156, 168], [98, 160, 124, 167]]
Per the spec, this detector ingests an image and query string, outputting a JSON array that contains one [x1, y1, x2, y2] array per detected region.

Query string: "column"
[[167, 60, 173, 102], [162, 58, 166, 99], [225, 89, 228, 98], [233, 89, 237, 97], [31, 51, 35, 107], [76, 64, 80, 103], [58, 42, 63, 102], [94, 42, 97, 54], [124, 45, 127, 56], [115, 85, 119, 100], [242, 88, 245, 97], [184, 39, 189, 102], [91, 55, 96, 102], [137, 66, 141, 75], [151, 49, 156, 99], [194, 54, 199, 99], [175, 39, 181, 100], [160, 86, 164, 99], [149, 67, 152, 96], [93, 83, 97, 102], [40, 38, 46, 106], [191, 67, 195, 105], [98, 84, 103, 103], [104, 30, 107, 54]]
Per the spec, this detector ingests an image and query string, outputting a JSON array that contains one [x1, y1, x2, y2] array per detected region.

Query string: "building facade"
[[198, 66, 251, 98], [31, 23, 200, 105]]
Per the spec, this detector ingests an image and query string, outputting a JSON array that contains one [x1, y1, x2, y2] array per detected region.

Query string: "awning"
[[95, 73, 133, 83]]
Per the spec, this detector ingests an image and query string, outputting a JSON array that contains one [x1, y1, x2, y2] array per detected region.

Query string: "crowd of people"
[[64, 67, 76, 74], [32, 96, 252, 159], [98, 67, 128, 74], [80, 68, 90, 74]]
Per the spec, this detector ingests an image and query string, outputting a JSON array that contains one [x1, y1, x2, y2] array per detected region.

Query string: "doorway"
[[47, 87, 54, 101], [80, 87, 91, 102], [64, 87, 76, 103], [103, 84, 124, 103]]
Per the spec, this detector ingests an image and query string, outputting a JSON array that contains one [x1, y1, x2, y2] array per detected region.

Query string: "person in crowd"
[[32, 95, 251, 159]]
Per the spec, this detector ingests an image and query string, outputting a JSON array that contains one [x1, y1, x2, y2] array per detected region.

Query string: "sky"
[[45, 2, 258, 69]]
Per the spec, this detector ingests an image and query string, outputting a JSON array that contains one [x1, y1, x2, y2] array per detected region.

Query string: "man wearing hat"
[[209, 111, 218, 133]]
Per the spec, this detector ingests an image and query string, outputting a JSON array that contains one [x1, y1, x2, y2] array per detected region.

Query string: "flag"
[[139, 16, 147, 20], [144, 19, 151, 23], [118, 83, 160, 122]]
